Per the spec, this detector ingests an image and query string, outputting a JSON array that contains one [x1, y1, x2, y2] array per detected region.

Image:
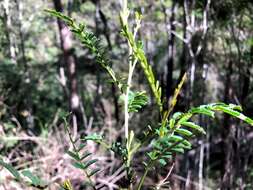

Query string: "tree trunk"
[[2, 0, 16, 62], [53, 0, 82, 127], [221, 60, 234, 189], [166, 0, 176, 101], [14, 0, 27, 69], [179, 3, 187, 80]]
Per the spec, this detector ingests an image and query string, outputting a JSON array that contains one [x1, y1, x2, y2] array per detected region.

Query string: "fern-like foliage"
[[128, 91, 148, 112], [0, 158, 47, 188], [62, 117, 100, 189], [120, 11, 163, 112], [45, 9, 126, 92], [146, 102, 253, 166], [119, 90, 148, 113], [66, 145, 100, 178]]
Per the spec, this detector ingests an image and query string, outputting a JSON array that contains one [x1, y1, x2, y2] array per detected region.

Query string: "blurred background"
[[0, 0, 253, 189]]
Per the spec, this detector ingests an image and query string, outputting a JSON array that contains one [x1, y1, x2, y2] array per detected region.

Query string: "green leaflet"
[[180, 121, 206, 135], [172, 112, 184, 120], [173, 142, 191, 150], [171, 147, 185, 154], [169, 118, 176, 129], [82, 159, 98, 170], [88, 168, 100, 177], [66, 150, 80, 161], [175, 128, 193, 137], [80, 152, 93, 161], [168, 135, 183, 142], [21, 170, 46, 187], [84, 133, 103, 141], [147, 151, 159, 160], [190, 107, 215, 118], [0, 158, 21, 181], [158, 159, 167, 166], [177, 113, 193, 124], [168, 135, 192, 148], [72, 159, 99, 170], [181, 140, 192, 148], [72, 162, 86, 170], [77, 143, 86, 152], [146, 102, 253, 175], [228, 104, 243, 111]]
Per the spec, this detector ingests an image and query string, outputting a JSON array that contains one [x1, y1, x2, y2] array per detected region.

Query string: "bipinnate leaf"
[[45, 9, 125, 92]]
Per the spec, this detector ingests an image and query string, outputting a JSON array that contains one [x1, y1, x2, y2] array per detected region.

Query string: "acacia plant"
[[44, 2, 253, 189], [1, 1, 253, 190]]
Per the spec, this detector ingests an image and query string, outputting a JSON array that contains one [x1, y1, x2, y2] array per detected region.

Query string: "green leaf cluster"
[[44, 9, 125, 92], [147, 102, 253, 167], [0, 158, 47, 188], [127, 91, 148, 112], [120, 11, 163, 112], [62, 117, 100, 188]]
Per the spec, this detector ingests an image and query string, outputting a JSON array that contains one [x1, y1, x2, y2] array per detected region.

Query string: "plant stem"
[[137, 160, 154, 190], [124, 59, 137, 140]]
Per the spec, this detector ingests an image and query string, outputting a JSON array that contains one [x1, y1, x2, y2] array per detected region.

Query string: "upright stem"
[[124, 59, 137, 139], [124, 79, 130, 139], [137, 160, 154, 190]]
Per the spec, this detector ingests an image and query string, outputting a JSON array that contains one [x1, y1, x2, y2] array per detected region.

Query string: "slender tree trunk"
[[166, 0, 176, 101], [221, 60, 234, 189], [198, 59, 208, 190], [179, 3, 187, 80], [2, 0, 16, 62], [14, 0, 27, 69], [237, 45, 252, 188], [53, 0, 82, 127]]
